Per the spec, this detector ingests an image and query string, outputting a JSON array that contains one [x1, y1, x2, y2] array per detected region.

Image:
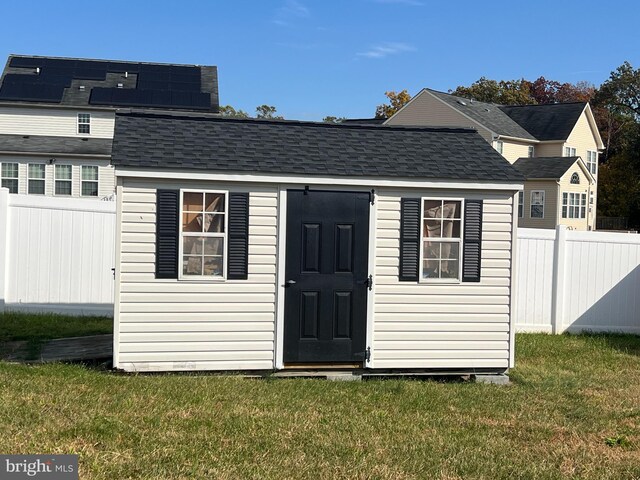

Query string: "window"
[[55, 165, 72, 195], [421, 199, 462, 281], [180, 191, 227, 278], [527, 145, 535, 157], [562, 192, 587, 219], [586, 150, 598, 175], [495, 140, 503, 154], [78, 113, 91, 134], [81, 166, 98, 196], [518, 191, 524, 218], [570, 172, 580, 184], [28, 164, 45, 194], [564, 146, 576, 157], [1, 162, 18, 193], [530, 191, 544, 218]]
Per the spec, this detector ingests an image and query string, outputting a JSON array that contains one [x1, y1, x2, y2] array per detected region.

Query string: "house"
[[384, 88, 605, 230], [110, 110, 523, 374], [0, 55, 218, 199], [512, 156, 595, 230]]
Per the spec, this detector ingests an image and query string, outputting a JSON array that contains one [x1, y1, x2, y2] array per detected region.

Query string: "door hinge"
[[366, 274, 373, 291], [356, 346, 371, 363]]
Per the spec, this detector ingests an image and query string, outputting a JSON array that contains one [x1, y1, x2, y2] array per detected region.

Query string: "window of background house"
[[55, 165, 72, 195], [586, 150, 598, 175], [495, 140, 503, 155], [81, 166, 98, 196], [78, 113, 91, 134], [518, 191, 524, 218], [562, 192, 587, 219], [570, 172, 580, 184], [528, 145, 534, 157], [28, 164, 45, 194], [530, 190, 544, 218], [421, 199, 462, 281], [180, 191, 227, 278], [1, 162, 18, 193], [564, 146, 576, 156]]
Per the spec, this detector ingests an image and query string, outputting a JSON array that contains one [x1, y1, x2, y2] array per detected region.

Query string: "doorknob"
[[285, 280, 297, 287]]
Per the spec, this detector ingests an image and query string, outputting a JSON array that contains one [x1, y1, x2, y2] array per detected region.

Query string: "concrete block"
[[474, 374, 510, 385]]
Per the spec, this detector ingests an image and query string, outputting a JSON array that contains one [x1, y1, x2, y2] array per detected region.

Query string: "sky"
[[0, 0, 638, 120]]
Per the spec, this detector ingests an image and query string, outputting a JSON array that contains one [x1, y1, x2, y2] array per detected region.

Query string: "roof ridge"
[[499, 101, 588, 108], [8, 53, 215, 68], [116, 109, 480, 133]]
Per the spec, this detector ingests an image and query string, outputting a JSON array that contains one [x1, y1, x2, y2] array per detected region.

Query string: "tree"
[[323, 116, 346, 124], [375, 90, 411, 119], [219, 105, 250, 118], [451, 77, 533, 105], [255, 105, 283, 120], [595, 61, 640, 118]]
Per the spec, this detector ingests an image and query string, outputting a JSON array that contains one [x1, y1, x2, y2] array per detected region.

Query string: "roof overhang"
[[0, 150, 110, 159], [114, 167, 524, 191]]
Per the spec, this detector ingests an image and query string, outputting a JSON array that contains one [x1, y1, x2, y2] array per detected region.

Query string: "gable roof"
[[512, 156, 591, 181], [0, 54, 219, 112], [424, 89, 536, 140], [112, 110, 523, 183], [499, 103, 586, 141], [0, 134, 111, 156]]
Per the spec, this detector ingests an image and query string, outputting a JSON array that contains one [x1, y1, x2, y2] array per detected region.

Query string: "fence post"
[[0, 188, 8, 312], [551, 225, 567, 334]]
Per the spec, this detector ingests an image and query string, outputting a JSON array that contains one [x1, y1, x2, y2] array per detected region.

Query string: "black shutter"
[[399, 198, 420, 281], [227, 192, 249, 280], [462, 199, 483, 282], [155, 189, 179, 279]]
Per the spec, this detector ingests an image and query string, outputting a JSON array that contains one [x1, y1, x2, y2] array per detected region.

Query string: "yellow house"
[[511, 156, 595, 230], [385, 88, 605, 229]]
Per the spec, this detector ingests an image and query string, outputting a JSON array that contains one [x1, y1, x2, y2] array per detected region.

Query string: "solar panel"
[[9, 57, 44, 68], [0, 83, 64, 103], [89, 87, 210, 109]]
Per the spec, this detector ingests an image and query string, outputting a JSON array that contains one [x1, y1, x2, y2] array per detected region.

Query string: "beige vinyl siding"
[[532, 142, 564, 158], [0, 106, 115, 138], [500, 139, 536, 163], [372, 189, 513, 369], [518, 180, 558, 229], [385, 90, 494, 142], [116, 178, 277, 372], [557, 166, 592, 231], [0, 155, 114, 198]]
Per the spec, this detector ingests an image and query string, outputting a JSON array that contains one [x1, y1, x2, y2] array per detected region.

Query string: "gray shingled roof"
[[0, 134, 112, 156], [426, 89, 536, 140], [512, 156, 581, 179], [499, 103, 586, 141], [112, 110, 523, 183]]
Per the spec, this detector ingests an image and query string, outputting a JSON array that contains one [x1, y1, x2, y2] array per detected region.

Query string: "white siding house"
[[112, 111, 523, 374]]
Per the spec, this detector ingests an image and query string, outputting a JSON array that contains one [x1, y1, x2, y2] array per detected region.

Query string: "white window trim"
[[81, 165, 99, 197], [561, 192, 587, 219], [77, 113, 91, 135], [1, 162, 19, 193], [530, 190, 545, 219], [570, 172, 580, 184], [587, 150, 598, 175], [27, 163, 46, 195], [418, 197, 464, 284], [495, 140, 504, 155], [178, 188, 229, 282], [54, 164, 73, 196], [527, 145, 534, 157], [564, 146, 576, 157]]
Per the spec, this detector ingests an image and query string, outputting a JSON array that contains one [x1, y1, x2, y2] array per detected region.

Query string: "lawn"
[[0, 333, 639, 479], [0, 312, 113, 342]]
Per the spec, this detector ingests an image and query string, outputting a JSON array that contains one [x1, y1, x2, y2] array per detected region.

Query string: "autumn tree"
[[323, 116, 346, 123], [451, 77, 533, 105], [255, 105, 284, 119], [375, 90, 411, 118]]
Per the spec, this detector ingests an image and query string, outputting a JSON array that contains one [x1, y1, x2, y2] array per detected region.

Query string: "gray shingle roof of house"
[[512, 156, 581, 179], [499, 103, 586, 141], [112, 110, 524, 183], [426, 89, 536, 140], [0, 134, 112, 156], [342, 118, 386, 125]]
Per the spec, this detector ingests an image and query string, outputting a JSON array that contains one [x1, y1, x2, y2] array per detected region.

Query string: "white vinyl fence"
[[516, 226, 640, 334], [0, 188, 116, 316]]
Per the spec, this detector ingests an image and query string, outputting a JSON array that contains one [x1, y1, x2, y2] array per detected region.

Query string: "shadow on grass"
[[563, 332, 640, 357]]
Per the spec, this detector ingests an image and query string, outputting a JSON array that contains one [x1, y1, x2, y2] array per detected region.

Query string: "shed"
[[111, 110, 524, 374]]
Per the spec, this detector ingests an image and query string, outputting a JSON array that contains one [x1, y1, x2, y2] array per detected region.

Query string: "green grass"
[[1, 333, 639, 479], [0, 312, 113, 342]]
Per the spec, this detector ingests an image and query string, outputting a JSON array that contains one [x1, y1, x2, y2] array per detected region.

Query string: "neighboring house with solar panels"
[[0, 54, 218, 199], [384, 88, 604, 230]]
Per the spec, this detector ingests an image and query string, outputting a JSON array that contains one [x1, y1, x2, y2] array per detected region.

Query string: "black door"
[[284, 190, 370, 364]]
